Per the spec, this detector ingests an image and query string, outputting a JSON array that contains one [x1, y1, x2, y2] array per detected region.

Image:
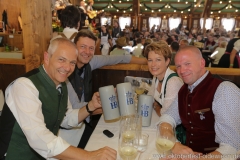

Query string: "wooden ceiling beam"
[[201, 0, 214, 18]]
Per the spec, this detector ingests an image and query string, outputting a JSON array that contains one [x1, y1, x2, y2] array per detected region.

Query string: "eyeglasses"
[[77, 44, 95, 52]]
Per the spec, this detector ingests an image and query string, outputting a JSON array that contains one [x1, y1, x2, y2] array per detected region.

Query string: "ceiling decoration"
[[92, 0, 240, 14]]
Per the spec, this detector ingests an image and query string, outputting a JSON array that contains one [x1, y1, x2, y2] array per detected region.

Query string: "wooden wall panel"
[[20, 0, 52, 72], [0, 64, 25, 92], [0, 0, 21, 32]]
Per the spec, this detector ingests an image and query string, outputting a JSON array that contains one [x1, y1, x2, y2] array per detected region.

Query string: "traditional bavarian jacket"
[[178, 72, 222, 154]]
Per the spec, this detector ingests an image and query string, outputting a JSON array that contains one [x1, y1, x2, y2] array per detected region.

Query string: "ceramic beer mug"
[[116, 82, 135, 116], [99, 85, 120, 121], [137, 95, 154, 127]]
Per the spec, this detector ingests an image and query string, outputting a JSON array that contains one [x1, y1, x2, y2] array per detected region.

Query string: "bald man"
[[158, 46, 240, 159]]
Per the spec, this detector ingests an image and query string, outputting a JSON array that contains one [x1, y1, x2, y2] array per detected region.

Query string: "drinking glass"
[[137, 133, 149, 152], [155, 123, 176, 157], [119, 123, 138, 160]]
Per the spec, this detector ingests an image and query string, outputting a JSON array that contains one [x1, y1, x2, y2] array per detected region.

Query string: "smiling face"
[[76, 37, 96, 68], [147, 51, 170, 80], [44, 41, 78, 86], [175, 47, 206, 85]]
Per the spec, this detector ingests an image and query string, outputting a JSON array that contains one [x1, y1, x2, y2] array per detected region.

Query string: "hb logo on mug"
[[109, 95, 118, 109], [141, 104, 149, 117]]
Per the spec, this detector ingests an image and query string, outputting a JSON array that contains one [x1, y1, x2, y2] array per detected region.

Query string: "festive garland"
[[93, 2, 238, 13], [143, 3, 167, 11], [168, 3, 192, 11], [93, 3, 133, 11]]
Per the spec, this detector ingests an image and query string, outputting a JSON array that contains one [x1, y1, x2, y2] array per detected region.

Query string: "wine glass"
[[119, 123, 138, 160], [155, 123, 176, 157]]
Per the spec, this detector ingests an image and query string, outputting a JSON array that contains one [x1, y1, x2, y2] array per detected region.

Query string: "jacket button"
[[188, 113, 190, 115], [191, 127, 193, 129], [188, 104, 190, 107], [190, 141, 192, 143], [191, 133, 193, 136], [189, 121, 192, 123]]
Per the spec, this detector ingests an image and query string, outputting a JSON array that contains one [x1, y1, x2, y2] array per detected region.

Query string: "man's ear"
[[200, 57, 205, 68], [44, 52, 50, 64]]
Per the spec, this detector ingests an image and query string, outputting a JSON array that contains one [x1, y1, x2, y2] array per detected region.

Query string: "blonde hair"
[[220, 41, 227, 48], [144, 42, 172, 61]]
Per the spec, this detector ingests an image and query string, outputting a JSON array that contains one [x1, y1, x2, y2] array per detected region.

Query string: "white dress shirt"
[[5, 77, 81, 159]]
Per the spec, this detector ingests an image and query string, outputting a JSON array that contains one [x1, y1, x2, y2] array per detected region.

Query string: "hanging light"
[[229, 0, 231, 3], [218, 10, 221, 13], [185, 1, 188, 4], [145, 8, 147, 10], [219, 1, 222, 4], [130, 8, 132, 11], [117, 9, 119, 12], [188, 9, 191, 11], [139, 3, 142, 6], [236, 10, 238, 12], [181, 11, 183, 13], [211, 11, 213, 14], [158, 9, 161, 12], [152, 10, 154, 12], [123, 10, 126, 13], [174, 10, 176, 12], [178, 0, 180, 2], [119, 1, 121, 3]]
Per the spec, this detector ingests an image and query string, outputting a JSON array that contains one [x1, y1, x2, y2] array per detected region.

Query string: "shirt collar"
[[188, 70, 209, 93], [42, 65, 62, 89], [63, 27, 78, 33]]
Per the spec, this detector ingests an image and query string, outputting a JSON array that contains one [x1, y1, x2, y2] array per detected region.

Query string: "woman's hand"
[[153, 101, 161, 116]]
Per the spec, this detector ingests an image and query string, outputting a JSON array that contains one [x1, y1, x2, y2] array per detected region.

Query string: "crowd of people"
[[0, 1, 240, 160], [98, 22, 240, 68]]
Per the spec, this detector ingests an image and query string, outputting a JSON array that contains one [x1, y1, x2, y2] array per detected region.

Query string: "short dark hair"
[[171, 41, 179, 52], [136, 38, 141, 43], [74, 29, 97, 44], [60, 6, 81, 29]]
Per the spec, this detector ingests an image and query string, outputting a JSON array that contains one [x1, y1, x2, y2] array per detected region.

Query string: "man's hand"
[[171, 142, 202, 160], [87, 146, 117, 160], [88, 92, 102, 112]]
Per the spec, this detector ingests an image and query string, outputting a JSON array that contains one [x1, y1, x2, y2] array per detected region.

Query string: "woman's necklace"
[[158, 78, 164, 83]]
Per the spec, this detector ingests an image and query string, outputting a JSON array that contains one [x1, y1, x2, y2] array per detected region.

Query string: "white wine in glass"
[[135, 87, 145, 95], [155, 123, 176, 156], [155, 138, 175, 153], [119, 121, 138, 160], [122, 130, 136, 141], [119, 145, 138, 160]]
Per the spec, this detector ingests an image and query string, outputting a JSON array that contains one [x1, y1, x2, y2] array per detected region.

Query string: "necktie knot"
[[57, 86, 62, 94]]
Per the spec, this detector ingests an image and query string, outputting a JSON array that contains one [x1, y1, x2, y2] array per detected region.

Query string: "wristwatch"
[[86, 103, 93, 114]]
